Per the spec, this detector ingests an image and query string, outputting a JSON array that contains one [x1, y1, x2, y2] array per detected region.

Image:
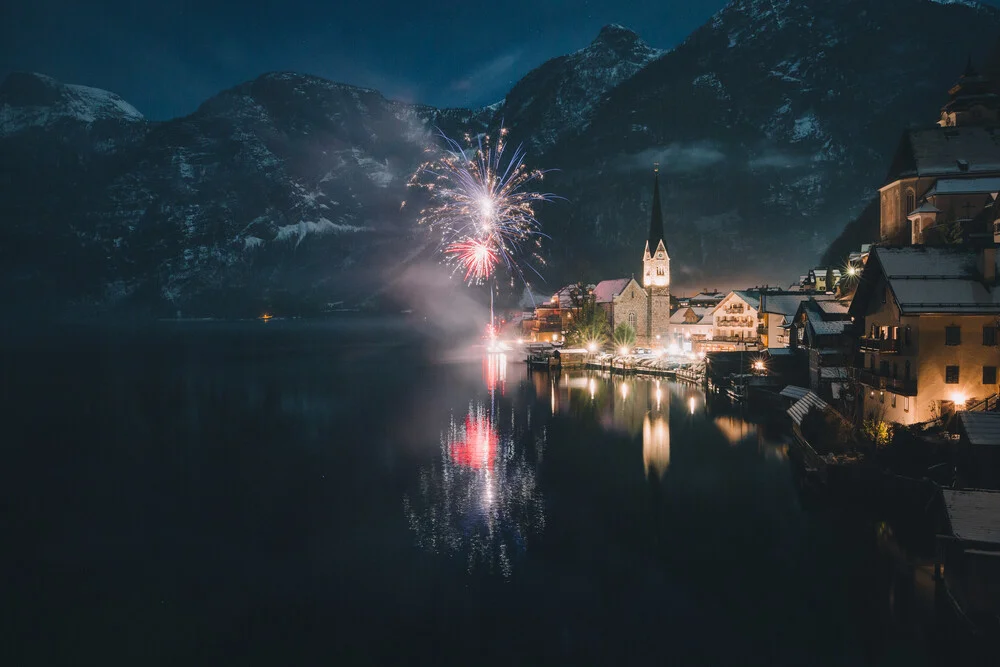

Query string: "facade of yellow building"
[[850, 246, 1000, 425]]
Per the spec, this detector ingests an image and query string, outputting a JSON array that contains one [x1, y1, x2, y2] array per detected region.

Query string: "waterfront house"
[[667, 305, 714, 351], [705, 291, 761, 352], [848, 243, 1000, 425]]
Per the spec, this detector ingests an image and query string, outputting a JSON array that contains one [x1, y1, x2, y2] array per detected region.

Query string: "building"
[[705, 291, 761, 352], [758, 291, 838, 348], [955, 411, 1000, 489], [848, 242, 1000, 425], [667, 305, 715, 351], [597, 169, 672, 347], [880, 62, 1000, 245], [791, 298, 855, 399]]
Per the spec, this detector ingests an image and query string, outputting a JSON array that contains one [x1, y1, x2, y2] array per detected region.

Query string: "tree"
[[922, 219, 965, 246], [566, 285, 610, 349], [613, 322, 637, 352]]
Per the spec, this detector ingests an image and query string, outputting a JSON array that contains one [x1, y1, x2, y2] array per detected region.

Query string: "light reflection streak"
[[403, 396, 545, 579]]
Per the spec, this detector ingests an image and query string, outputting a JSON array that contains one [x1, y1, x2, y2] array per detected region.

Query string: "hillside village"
[[512, 59, 1000, 459]]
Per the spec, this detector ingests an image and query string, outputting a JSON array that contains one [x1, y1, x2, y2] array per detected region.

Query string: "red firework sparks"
[[445, 238, 499, 283]]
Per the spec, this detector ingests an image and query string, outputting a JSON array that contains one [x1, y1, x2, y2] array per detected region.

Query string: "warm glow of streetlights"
[[587, 342, 598, 353], [752, 360, 766, 372], [619, 346, 629, 356]]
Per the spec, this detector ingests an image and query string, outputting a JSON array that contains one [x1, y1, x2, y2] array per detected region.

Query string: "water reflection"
[[403, 386, 544, 578]]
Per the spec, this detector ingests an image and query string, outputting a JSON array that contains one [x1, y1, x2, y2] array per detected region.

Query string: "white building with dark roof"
[[848, 243, 1000, 425]]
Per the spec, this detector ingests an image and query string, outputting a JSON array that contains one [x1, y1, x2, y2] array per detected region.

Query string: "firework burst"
[[408, 125, 557, 285]]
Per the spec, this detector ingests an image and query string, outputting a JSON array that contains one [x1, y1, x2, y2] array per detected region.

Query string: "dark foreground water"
[[2, 321, 939, 665]]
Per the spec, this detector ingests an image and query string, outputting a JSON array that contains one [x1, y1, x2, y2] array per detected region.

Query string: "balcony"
[[756, 324, 767, 335], [857, 369, 917, 396], [860, 336, 900, 354]]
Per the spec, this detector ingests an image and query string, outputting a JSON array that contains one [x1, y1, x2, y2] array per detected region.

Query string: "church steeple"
[[643, 164, 669, 290], [647, 165, 666, 254]]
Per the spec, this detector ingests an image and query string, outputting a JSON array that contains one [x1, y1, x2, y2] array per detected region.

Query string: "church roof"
[[884, 126, 1000, 185], [925, 177, 1000, 196], [907, 201, 941, 217], [647, 171, 667, 254], [593, 278, 631, 304]]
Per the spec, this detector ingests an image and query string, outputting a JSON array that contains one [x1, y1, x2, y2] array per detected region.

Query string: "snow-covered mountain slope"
[[0, 72, 144, 137], [498, 24, 662, 152]]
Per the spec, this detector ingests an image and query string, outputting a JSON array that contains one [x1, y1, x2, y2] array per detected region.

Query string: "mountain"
[[3, 0, 1000, 317], [0, 72, 488, 316], [497, 24, 662, 153]]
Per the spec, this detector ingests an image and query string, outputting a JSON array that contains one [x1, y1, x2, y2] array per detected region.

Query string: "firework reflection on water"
[[402, 363, 545, 578]]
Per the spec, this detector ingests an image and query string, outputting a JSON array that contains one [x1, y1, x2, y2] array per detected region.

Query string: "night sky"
[[3, 0, 735, 120]]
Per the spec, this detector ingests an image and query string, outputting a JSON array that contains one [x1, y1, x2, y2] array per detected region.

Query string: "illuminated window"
[[628, 312, 637, 329], [945, 326, 961, 346], [984, 366, 997, 385], [945, 365, 960, 384]]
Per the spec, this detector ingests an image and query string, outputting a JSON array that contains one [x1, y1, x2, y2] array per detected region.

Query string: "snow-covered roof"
[[942, 489, 1000, 546], [787, 390, 829, 427], [780, 385, 809, 400], [907, 201, 941, 218], [871, 247, 1000, 315], [765, 347, 795, 357], [926, 177, 1000, 197], [887, 126, 1000, 184], [669, 306, 713, 325], [816, 300, 849, 315], [593, 278, 631, 303], [806, 310, 851, 335], [958, 411, 1000, 446], [761, 293, 833, 316], [729, 290, 761, 310], [820, 367, 849, 380]]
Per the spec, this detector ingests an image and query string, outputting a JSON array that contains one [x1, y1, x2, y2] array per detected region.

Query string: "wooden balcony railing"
[[857, 369, 917, 396], [860, 336, 900, 354]]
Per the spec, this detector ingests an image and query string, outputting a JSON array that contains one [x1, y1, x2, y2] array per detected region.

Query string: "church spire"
[[648, 165, 666, 254]]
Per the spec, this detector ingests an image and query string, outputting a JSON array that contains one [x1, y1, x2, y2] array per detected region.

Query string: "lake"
[[2, 320, 939, 665]]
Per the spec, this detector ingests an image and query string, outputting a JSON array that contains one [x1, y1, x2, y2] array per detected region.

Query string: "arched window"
[[905, 190, 915, 216], [628, 312, 637, 330]]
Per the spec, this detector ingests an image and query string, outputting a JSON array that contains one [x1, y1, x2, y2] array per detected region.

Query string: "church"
[[880, 60, 1000, 245], [593, 168, 672, 347]]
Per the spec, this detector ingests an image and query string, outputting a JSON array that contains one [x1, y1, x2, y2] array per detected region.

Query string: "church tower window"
[[905, 190, 915, 216]]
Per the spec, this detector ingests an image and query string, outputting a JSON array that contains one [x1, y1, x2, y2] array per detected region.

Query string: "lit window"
[[945, 365, 960, 384], [945, 326, 961, 346]]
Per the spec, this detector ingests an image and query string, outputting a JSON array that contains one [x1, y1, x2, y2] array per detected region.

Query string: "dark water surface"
[[3, 321, 935, 665]]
